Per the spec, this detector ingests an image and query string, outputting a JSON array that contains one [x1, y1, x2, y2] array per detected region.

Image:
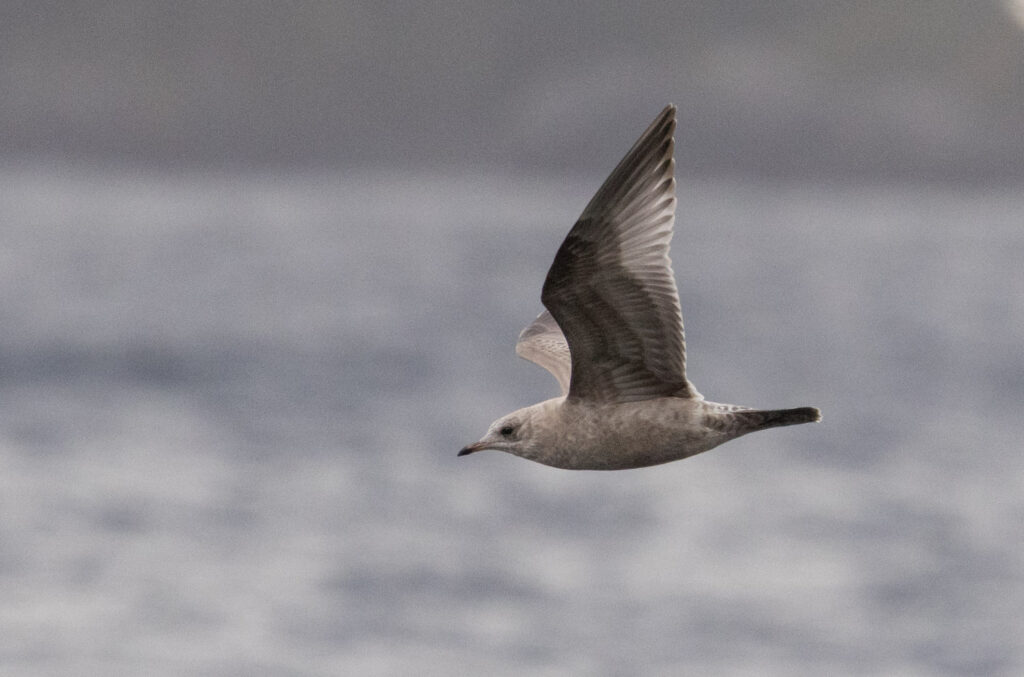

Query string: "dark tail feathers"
[[736, 406, 821, 431]]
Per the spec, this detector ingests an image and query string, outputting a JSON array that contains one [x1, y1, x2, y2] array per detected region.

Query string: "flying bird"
[[460, 105, 820, 470]]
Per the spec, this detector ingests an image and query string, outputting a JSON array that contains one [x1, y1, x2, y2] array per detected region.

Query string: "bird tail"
[[733, 406, 821, 431]]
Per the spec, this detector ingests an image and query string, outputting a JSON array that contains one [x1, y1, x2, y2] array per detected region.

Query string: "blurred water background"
[[3, 3, 1024, 675]]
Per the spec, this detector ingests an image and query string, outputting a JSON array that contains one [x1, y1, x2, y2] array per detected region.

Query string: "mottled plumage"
[[460, 105, 819, 470]]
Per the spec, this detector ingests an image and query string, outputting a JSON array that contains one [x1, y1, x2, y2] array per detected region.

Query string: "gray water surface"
[[2, 166, 1022, 675]]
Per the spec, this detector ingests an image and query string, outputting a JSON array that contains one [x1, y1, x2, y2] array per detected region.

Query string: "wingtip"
[[658, 105, 677, 138]]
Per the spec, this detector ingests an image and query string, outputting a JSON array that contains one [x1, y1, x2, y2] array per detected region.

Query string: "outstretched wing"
[[540, 105, 700, 403], [515, 310, 571, 396]]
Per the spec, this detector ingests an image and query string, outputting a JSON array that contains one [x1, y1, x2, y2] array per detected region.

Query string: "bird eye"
[[499, 425, 515, 437]]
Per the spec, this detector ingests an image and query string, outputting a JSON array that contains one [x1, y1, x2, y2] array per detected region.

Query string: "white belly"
[[542, 398, 738, 470]]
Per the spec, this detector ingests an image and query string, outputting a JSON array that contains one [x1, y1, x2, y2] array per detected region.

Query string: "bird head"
[[458, 403, 547, 461]]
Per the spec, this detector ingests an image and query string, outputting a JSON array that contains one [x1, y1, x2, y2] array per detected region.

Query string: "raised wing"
[[540, 105, 700, 403], [515, 310, 571, 396]]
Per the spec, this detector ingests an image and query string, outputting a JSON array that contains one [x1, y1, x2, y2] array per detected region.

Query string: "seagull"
[[460, 105, 820, 470]]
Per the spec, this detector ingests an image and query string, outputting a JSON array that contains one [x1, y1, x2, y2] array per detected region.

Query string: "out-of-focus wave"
[[1, 166, 1022, 675]]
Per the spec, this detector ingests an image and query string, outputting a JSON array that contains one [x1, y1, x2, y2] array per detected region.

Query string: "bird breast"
[[540, 397, 728, 470]]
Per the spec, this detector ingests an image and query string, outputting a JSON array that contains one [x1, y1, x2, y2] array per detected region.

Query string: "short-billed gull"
[[460, 105, 820, 470]]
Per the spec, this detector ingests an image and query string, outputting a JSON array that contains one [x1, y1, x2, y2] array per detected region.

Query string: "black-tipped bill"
[[458, 442, 485, 457]]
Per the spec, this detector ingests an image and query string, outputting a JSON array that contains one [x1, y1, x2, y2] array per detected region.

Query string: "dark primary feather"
[[540, 105, 699, 403]]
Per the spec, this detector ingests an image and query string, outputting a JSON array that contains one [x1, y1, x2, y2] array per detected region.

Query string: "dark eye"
[[499, 425, 515, 437]]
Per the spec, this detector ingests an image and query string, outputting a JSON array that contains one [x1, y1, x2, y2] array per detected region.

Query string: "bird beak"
[[458, 441, 487, 457]]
